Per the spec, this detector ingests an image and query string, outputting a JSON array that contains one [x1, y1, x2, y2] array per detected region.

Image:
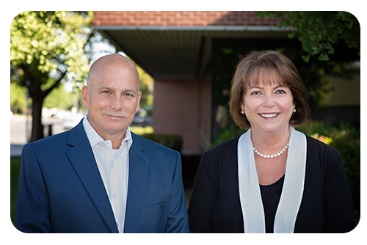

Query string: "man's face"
[[82, 56, 141, 140]]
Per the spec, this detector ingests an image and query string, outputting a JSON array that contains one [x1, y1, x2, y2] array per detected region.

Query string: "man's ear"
[[135, 91, 142, 113], [81, 85, 89, 108]]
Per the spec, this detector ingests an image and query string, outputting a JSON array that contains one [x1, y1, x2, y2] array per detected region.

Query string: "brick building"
[[92, 11, 359, 155]]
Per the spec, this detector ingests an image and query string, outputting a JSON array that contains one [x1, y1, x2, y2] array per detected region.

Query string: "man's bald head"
[[87, 54, 140, 88]]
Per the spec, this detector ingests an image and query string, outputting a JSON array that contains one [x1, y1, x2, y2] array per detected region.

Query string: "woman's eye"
[[251, 91, 261, 95], [276, 89, 286, 94]]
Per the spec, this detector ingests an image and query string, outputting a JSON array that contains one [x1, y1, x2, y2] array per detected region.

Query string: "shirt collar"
[[83, 114, 133, 149]]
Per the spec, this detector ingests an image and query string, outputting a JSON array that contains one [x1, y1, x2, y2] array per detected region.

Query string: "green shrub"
[[297, 121, 360, 186], [211, 126, 246, 148], [142, 133, 183, 152]]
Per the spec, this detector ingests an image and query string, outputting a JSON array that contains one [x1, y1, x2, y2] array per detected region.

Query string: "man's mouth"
[[106, 113, 125, 118]]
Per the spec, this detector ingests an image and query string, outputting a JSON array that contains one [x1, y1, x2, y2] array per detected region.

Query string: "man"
[[15, 54, 189, 233]]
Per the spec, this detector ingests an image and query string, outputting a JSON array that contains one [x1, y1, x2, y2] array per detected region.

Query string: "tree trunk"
[[30, 96, 44, 142]]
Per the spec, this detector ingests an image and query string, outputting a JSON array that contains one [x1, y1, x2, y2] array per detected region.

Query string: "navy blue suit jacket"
[[16, 121, 189, 233]]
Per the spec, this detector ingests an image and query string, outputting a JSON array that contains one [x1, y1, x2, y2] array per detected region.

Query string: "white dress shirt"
[[83, 115, 132, 233]]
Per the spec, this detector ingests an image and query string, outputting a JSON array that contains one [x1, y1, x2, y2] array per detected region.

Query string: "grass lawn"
[[10, 157, 20, 227]]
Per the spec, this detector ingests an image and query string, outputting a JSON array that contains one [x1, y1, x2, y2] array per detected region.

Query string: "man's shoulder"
[[24, 123, 83, 150], [26, 130, 69, 147]]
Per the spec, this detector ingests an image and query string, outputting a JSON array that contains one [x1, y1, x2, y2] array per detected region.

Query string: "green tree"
[[136, 65, 154, 113], [11, 11, 94, 141], [10, 82, 76, 114], [43, 84, 77, 110], [10, 83, 27, 114], [258, 11, 360, 62]]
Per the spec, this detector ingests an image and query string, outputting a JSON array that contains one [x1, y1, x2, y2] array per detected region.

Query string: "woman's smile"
[[259, 113, 279, 118]]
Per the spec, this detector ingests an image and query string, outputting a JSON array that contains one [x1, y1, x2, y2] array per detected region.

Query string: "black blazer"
[[188, 136, 355, 233]]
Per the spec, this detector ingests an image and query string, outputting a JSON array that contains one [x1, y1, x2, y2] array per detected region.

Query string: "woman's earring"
[[293, 109, 297, 113], [241, 110, 245, 115]]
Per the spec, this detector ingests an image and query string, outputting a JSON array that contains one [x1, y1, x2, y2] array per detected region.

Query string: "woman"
[[188, 50, 355, 233]]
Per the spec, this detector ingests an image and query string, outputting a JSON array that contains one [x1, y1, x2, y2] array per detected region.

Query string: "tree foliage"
[[258, 11, 360, 62], [10, 83, 27, 114], [136, 65, 154, 113], [11, 11, 94, 141]]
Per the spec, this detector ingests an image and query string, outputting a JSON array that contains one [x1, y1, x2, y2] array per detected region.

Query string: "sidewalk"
[[10, 114, 66, 158], [11, 144, 23, 157]]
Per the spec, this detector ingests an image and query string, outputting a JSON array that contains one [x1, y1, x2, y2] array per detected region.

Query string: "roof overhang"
[[94, 25, 292, 80]]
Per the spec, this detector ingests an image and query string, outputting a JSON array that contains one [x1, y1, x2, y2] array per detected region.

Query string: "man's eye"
[[123, 93, 134, 98]]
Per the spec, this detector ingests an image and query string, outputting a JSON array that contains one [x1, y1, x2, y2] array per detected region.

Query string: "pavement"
[[10, 144, 24, 157], [10, 114, 66, 157]]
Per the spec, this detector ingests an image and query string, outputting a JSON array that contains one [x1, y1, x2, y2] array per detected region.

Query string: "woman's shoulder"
[[306, 135, 340, 154], [198, 137, 241, 175], [304, 135, 343, 164]]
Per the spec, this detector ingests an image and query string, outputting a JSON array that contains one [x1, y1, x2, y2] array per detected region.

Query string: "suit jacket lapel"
[[66, 122, 119, 233], [124, 133, 150, 232]]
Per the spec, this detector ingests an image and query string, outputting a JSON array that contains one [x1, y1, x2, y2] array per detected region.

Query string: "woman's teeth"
[[260, 113, 277, 118]]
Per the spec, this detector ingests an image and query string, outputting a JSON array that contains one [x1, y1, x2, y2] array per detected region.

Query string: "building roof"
[[92, 11, 290, 80]]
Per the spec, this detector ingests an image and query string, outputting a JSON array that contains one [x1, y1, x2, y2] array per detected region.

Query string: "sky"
[[1, 1, 365, 244]]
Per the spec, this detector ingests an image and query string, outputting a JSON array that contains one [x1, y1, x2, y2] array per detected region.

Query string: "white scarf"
[[238, 127, 307, 233]]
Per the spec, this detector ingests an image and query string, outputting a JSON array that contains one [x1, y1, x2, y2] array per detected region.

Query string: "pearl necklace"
[[253, 142, 289, 159]]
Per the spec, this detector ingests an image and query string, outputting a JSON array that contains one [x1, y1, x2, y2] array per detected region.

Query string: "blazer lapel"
[[124, 134, 150, 232], [66, 122, 119, 233]]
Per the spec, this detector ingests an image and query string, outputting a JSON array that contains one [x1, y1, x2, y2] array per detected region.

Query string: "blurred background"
[[10, 11, 360, 226]]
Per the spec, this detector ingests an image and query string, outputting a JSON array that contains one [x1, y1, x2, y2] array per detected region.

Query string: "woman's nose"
[[263, 94, 275, 107]]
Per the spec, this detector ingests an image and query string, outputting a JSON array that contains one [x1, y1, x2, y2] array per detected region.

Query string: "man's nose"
[[110, 95, 123, 109]]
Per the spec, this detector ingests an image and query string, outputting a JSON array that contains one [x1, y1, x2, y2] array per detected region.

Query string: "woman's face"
[[241, 77, 295, 135]]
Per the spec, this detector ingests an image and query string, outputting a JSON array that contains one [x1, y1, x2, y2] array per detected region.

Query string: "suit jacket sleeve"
[[166, 151, 190, 232], [16, 143, 52, 232]]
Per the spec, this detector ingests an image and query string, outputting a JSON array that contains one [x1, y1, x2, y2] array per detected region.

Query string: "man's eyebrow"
[[122, 89, 139, 94], [97, 87, 137, 92]]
